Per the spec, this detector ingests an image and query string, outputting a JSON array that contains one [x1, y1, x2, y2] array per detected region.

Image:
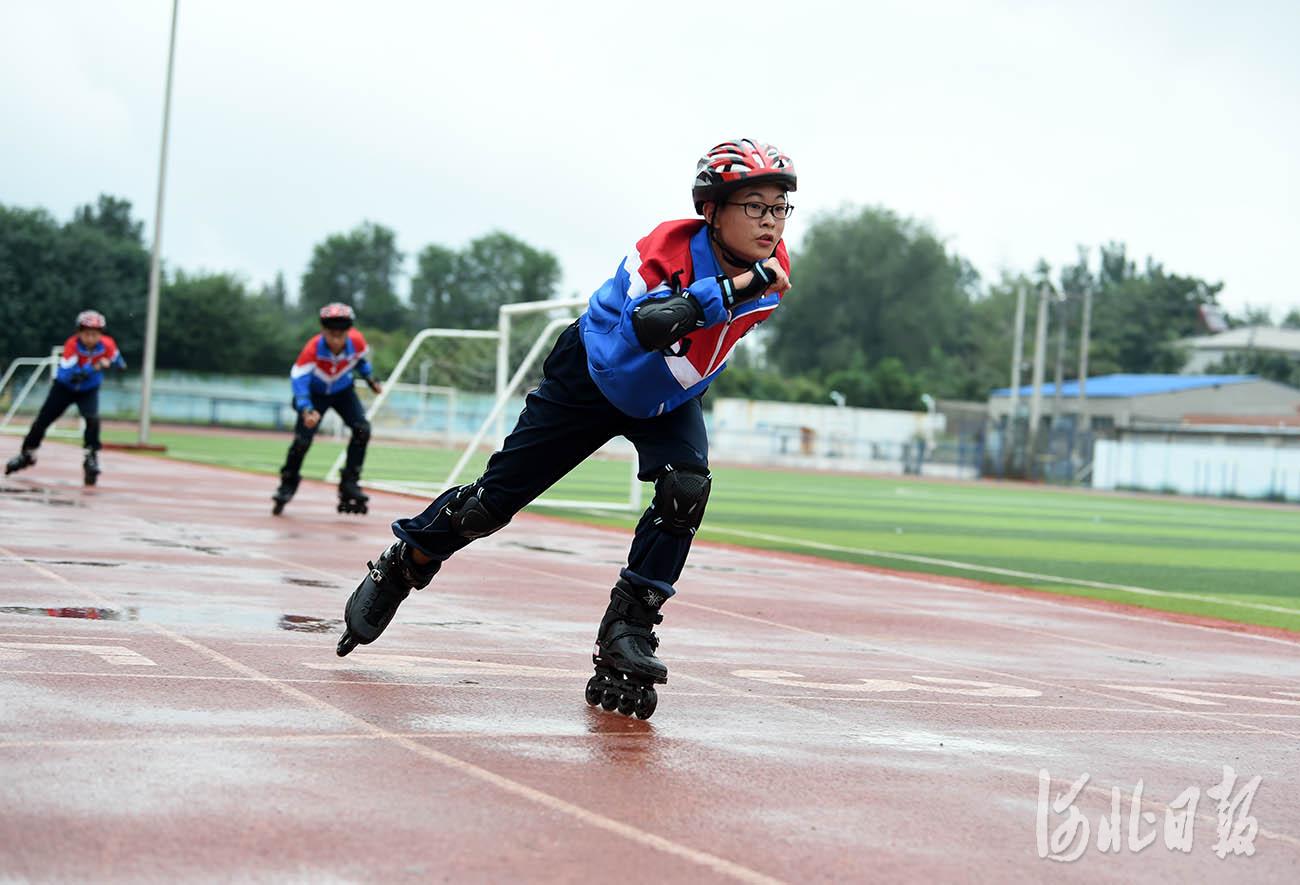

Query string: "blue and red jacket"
[[290, 329, 374, 411], [579, 219, 790, 418], [55, 335, 126, 392]]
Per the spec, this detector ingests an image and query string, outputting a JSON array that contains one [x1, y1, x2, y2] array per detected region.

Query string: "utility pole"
[[1027, 281, 1051, 477], [1077, 285, 1093, 432], [1008, 283, 1026, 421], [138, 0, 179, 445], [1004, 282, 1027, 474], [1052, 289, 1068, 423]]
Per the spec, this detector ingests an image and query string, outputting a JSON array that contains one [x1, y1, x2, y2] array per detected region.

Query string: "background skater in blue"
[[273, 303, 383, 515], [5, 309, 126, 486], [337, 139, 798, 719]]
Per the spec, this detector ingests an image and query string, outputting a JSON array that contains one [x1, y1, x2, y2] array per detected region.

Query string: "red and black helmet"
[[76, 309, 107, 330], [319, 302, 355, 330], [692, 138, 797, 214]]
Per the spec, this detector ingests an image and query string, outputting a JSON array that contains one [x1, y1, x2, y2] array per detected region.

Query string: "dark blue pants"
[[280, 388, 371, 480], [22, 382, 101, 451], [393, 322, 709, 591]]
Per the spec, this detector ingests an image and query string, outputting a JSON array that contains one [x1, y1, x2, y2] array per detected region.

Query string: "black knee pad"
[[651, 465, 711, 535], [290, 434, 312, 457], [351, 422, 371, 446], [446, 484, 509, 540]]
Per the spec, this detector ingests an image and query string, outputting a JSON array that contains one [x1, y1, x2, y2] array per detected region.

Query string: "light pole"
[[138, 0, 179, 446], [1052, 288, 1069, 424], [1004, 282, 1027, 476], [1077, 284, 1093, 432], [1027, 281, 1052, 476], [920, 392, 937, 453], [1008, 282, 1026, 423]]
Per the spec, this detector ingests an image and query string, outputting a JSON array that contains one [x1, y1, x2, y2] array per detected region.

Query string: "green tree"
[[411, 231, 561, 331], [1206, 351, 1300, 388], [259, 271, 289, 311], [865, 357, 924, 409], [1087, 245, 1223, 374], [72, 194, 145, 243], [159, 271, 295, 374], [0, 197, 148, 370], [409, 243, 458, 329], [958, 273, 1038, 398], [767, 206, 974, 397], [300, 222, 407, 331], [709, 346, 829, 403], [824, 367, 873, 407], [413, 241, 465, 327]]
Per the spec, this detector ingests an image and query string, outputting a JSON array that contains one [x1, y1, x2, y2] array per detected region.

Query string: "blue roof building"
[[987, 373, 1300, 430], [991, 374, 1256, 399]]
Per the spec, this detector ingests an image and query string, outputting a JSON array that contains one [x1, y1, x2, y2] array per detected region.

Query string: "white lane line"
[[500, 558, 1300, 744], [0, 641, 154, 666], [671, 669, 1300, 849], [14, 522, 1300, 852], [675, 596, 1300, 739], [0, 544, 784, 885]]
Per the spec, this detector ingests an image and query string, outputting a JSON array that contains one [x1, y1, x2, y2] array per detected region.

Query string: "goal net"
[[327, 298, 643, 513]]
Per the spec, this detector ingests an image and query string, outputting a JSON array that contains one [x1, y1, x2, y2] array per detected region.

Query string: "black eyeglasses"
[[726, 201, 795, 220]]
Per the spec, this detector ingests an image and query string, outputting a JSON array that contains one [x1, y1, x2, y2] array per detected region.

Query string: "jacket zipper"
[[701, 297, 777, 377]]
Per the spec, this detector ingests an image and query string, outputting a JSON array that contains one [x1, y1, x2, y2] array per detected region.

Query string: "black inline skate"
[[82, 449, 100, 486], [271, 471, 299, 515], [337, 471, 369, 515], [336, 540, 437, 656], [585, 579, 669, 720], [5, 449, 35, 476]]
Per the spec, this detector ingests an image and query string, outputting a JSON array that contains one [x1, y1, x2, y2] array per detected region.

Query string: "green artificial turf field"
[[100, 425, 1300, 632]]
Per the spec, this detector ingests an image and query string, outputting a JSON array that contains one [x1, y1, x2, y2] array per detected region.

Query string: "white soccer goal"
[[0, 348, 84, 439], [326, 298, 644, 513]]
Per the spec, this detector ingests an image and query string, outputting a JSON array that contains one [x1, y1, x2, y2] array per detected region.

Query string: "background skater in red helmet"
[[273, 303, 383, 515], [5, 309, 126, 486], [335, 138, 796, 720]]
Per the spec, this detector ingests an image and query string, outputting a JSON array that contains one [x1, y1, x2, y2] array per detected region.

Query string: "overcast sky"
[[4, 0, 1298, 320]]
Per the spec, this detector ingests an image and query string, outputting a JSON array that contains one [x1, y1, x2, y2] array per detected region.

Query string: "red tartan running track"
[[1, 442, 1299, 883]]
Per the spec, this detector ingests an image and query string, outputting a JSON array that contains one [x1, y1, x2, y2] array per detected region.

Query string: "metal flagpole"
[[138, 0, 179, 445]]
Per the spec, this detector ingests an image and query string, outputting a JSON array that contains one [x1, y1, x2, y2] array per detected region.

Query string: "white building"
[[709, 398, 949, 474], [1179, 326, 1300, 373]]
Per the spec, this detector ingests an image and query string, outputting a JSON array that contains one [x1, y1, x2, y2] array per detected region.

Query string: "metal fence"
[[981, 414, 1097, 482]]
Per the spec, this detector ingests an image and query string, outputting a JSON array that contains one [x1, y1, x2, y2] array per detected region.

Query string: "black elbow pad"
[[631, 293, 704, 351]]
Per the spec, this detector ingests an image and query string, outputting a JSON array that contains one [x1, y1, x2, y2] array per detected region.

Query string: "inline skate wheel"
[[585, 675, 603, 706], [635, 687, 657, 720]]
